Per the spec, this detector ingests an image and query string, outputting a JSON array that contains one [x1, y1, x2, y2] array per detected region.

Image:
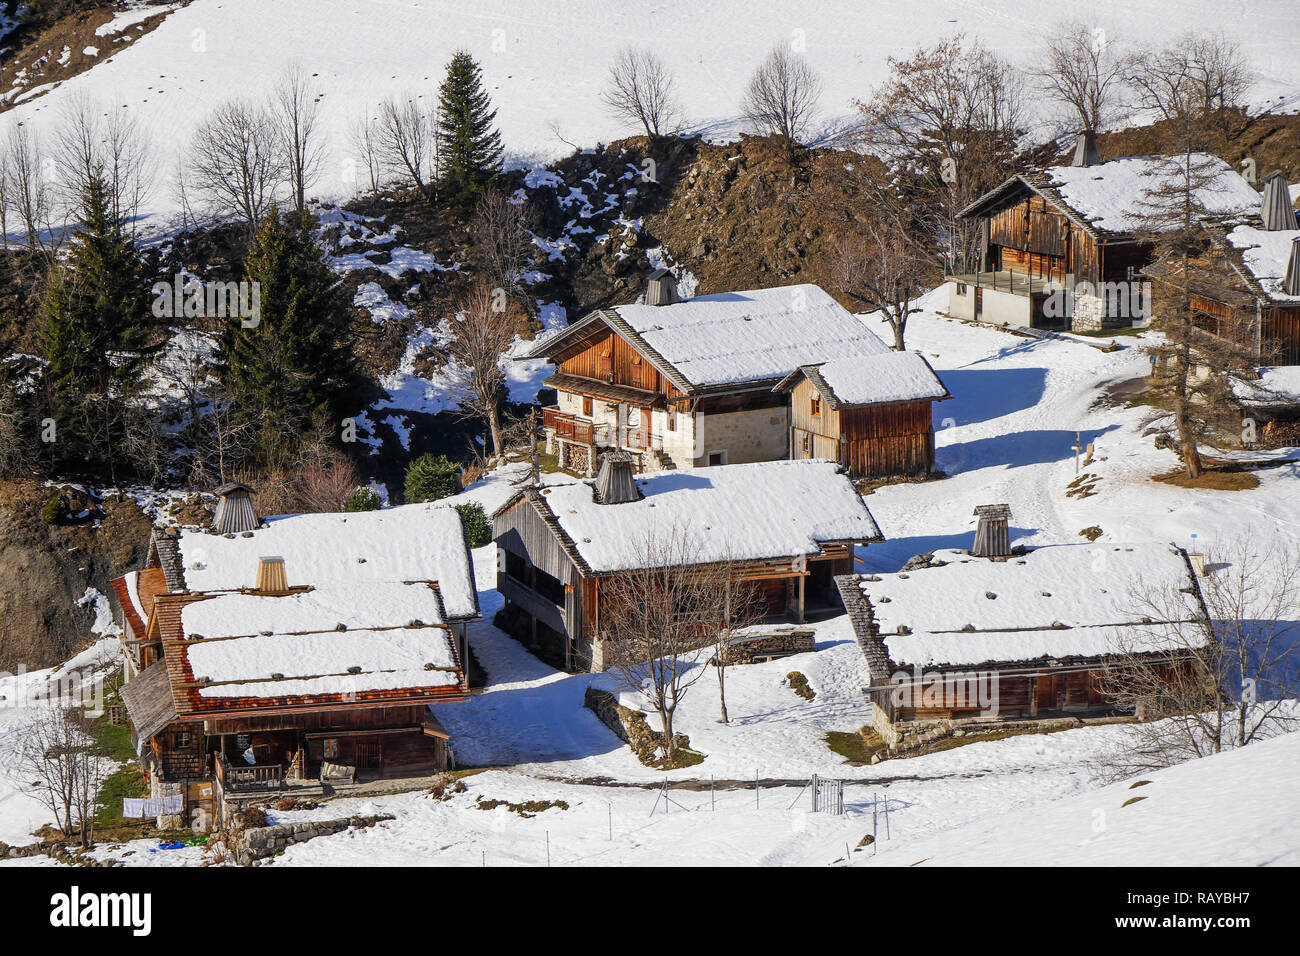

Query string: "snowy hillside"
[[3, 0, 1299, 230], [867, 729, 1300, 866]]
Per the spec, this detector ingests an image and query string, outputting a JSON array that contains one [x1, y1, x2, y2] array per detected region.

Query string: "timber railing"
[[216, 754, 284, 792], [543, 406, 609, 446]]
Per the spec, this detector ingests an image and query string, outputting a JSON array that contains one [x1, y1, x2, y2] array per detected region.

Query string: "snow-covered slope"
[[868, 729, 1300, 866], [4, 0, 1298, 230]]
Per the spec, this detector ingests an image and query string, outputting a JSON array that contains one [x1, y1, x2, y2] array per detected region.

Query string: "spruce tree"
[[41, 173, 152, 478], [436, 50, 504, 206], [221, 205, 359, 463]]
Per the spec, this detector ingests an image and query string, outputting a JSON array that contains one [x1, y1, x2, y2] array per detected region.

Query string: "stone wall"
[[695, 406, 789, 465], [234, 813, 394, 865], [878, 712, 1084, 753]]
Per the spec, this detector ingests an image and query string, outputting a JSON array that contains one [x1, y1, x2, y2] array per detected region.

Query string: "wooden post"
[[797, 574, 805, 624]]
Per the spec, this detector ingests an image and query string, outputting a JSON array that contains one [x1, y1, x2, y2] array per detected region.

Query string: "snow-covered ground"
[[7, 296, 1296, 866], [3, 0, 1298, 232]]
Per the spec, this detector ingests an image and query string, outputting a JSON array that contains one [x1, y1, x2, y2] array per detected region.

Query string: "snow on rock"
[[177, 504, 478, 620], [77, 587, 121, 637], [533, 459, 882, 573]]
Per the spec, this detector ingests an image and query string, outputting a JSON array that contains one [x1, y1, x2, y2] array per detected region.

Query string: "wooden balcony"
[[543, 406, 606, 446], [216, 754, 284, 792]]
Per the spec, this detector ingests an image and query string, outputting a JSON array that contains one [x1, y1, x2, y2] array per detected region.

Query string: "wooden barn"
[[491, 455, 883, 671], [835, 522, 1210, 751], [520, 275, 897, 474], [110, 485, 479, 825], [1150, 171, 1300, 366], [774, 352, 950, 478], [951, 135, 1260, 332]]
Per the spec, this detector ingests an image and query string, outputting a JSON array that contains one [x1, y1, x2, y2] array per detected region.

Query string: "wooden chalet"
[[491, 455, 883, 671], [110, 486, 479, 825], [1148, 171, 1300, 367], [951, 135, 1260, 332], [835, 510, 1210, 751], [522, 275, 896, 475], [774, 352, 950, 478]]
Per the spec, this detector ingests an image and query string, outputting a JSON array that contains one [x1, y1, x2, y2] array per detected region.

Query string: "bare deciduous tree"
[[3, 123, 59, 258], [188, 99, 287, 230], [856, 35, 1024, 274], [601, 47, 682, 139], [10, 705, 109, 848], [1031, 22, 1126, 134], [1096, 541, 1299, 781], [471, 185, 536, 298], [1126, 33, 1252, 144], [601, 527, 743, 760], [347, 110, 384, 195], [742, 44, 822, 149], [442, 280, 527, 458], [272, 63, 325, 212], [375, 95, 435, 202], [53, 94, 155, 237], [829, 215, 929, 351]]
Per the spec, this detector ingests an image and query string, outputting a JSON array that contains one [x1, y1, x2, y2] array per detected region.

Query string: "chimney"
[[255, 556, 289, 594], [594, 451, 642, 505], [1285, 237, 1300, 297], [645, 268, 681, 306], [211, 482, 259, 534], [972, 504, 1012, 559], [1261, 171, 1296, 231], [1070, 130, 1101, 168]]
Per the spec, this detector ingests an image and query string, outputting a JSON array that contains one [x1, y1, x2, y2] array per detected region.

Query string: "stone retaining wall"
[[235, 813, 394, 865]]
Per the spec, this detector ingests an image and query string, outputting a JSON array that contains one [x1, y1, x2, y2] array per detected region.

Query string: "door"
[[625, 405, 651, 449]]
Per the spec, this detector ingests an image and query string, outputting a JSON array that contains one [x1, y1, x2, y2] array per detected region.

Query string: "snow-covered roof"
[[180, 582, 446, 639], [528, 284, 892, 393], [1043, 155, 1260, 236], [851, 544, 1205, 668], [611, 284, 889, 389], [782, 352, 949, 406], [184, 614, 460, 700], [176, 504, 478, 620], [521, 459, 882, 574], [1225, 225, 1300, 302]]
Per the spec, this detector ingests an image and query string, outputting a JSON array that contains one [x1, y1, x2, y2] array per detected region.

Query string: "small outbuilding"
[[774, 351, 950, 478]]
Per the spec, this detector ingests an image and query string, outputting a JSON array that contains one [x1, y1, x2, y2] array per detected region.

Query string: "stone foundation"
[[234, 813, 394, 865]]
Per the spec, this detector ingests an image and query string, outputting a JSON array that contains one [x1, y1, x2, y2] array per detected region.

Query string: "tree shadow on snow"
[[939, 425, 1120, 474]]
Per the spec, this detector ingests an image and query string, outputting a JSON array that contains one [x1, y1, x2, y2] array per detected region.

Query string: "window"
[[810, 396, 821, 417], [235, 734, 251, 750], [582, 395, 593, 417], [667, 410, 676, 432], [323, 738, 340, 760], [707, 451, 727, 467], [956, 282, 968, 295], [175, 730, 193, 749]]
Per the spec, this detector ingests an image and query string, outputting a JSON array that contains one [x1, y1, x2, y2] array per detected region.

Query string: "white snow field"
[[3, 0, 1299, 230], [6, 296, 1299, 866]]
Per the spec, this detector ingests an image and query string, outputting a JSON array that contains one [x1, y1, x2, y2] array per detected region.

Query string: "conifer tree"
[[41, 172, 152, 479], [436, 50, 504, 206], [221, 205, 359, 463]]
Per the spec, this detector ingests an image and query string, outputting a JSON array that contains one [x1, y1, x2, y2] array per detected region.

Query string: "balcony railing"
[[543, 406, 605, 446], [216, 754, 284, 792]]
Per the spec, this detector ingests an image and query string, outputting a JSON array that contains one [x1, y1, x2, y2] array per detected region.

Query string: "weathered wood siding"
[[555, 328, 686, 400], [788, 378, 935, 477]]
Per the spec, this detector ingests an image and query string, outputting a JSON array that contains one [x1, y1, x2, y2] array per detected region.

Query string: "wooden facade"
[[780, 365, 947, 479], [492, 489, 864, 672]]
